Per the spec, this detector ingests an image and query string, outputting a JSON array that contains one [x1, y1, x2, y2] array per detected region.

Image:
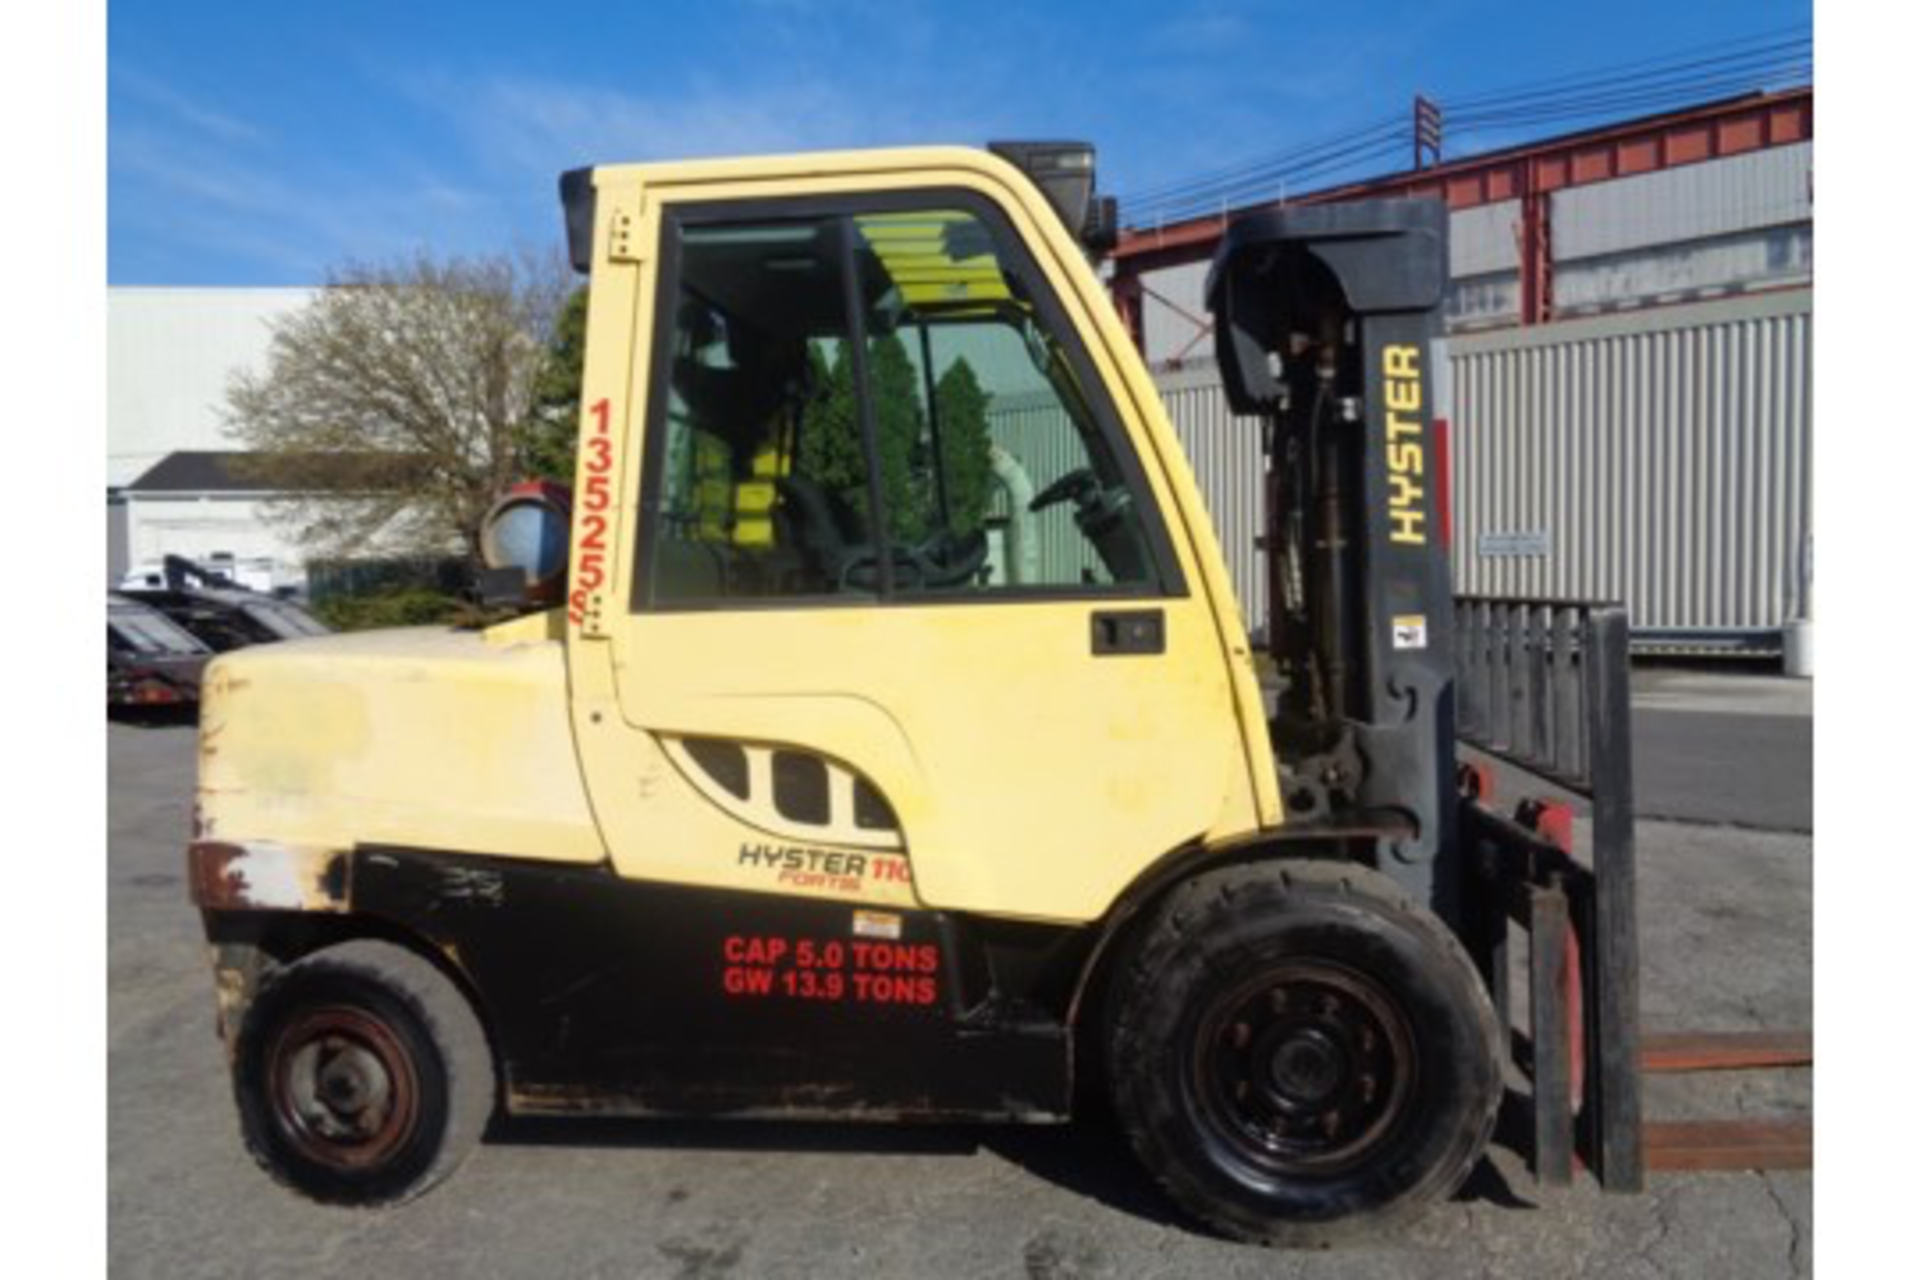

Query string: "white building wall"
[[1552, 225, 1813, 315], [108, 287, 316, 487], [1551, 142, 1812, 260], [122, 494, 315, 589], [1450, 200, 1521, 276], [1137, 260, 1213, 367], [107, 497, 130, 583]]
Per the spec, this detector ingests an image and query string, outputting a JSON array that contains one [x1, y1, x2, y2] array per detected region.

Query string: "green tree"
[[933, 356, 994, 535], [796, 342, 869, 527], [518, 285, 589, 484], [866, 333, 929, 541], [796, 335, 930, 542], [225, 249, 572, 560]]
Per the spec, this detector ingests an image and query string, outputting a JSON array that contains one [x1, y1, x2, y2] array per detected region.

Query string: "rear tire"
[[1104, 860, 1502, 1246], [233, 940, 494, 1206]]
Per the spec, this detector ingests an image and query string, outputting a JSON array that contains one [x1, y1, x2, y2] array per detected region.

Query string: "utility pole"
[[1414, 95, 1443, 170]]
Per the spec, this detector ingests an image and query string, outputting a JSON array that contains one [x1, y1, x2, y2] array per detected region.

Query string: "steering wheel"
[[914, 527, 989, 587], [1028, 467, 1101, 514], [838, 527, 990, 592]]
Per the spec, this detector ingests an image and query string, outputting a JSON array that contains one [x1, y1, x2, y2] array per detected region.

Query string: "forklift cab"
[[561, 151, 1280, 921]]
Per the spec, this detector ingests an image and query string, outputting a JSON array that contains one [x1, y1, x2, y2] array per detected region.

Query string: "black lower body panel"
[[348, 847, 1077, 1122]]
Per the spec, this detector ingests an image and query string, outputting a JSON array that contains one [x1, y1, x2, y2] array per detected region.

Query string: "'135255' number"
[[568, 397, 614, 626]]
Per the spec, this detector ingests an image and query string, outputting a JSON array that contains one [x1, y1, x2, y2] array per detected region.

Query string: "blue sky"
[[109, 0, 1812, 284]]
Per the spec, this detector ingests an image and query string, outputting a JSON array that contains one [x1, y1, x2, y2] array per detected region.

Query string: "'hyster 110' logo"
[[1384, 345, 1426, 546], [739, 842, 913, 895]]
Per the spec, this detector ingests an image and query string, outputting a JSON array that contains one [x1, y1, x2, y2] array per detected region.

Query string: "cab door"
[[570, 160, 1264, 924]]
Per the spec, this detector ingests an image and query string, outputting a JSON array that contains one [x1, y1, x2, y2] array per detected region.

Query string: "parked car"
[[108, 593, 212, 709], [121, 556, 330, 653]]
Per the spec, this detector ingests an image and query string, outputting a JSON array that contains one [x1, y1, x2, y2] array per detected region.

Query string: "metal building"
[[1112, 88, 1815, 658], [1148, 289, 1812, 649], [1447, 291, 1811, 643], [1111, 88, 1813, 354]]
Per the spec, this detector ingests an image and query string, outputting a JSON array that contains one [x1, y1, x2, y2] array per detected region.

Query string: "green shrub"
[[313, 588, 468, 632]]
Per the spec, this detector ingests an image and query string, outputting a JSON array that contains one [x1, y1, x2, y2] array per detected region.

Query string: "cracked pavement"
[[109, 680, 1811, 1277]]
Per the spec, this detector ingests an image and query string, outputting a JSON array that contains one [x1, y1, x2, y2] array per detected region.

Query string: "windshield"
[[109, 605, 207, 656]]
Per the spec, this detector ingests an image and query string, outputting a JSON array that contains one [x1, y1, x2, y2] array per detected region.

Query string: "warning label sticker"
[[852, 910, 902, 940], [1392, 614, 1429, 650]]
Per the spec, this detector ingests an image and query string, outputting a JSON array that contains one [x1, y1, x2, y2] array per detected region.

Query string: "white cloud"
[[111, 81, 509, 279], [395, 61, 987, 183], [111, 66, 264, 145]]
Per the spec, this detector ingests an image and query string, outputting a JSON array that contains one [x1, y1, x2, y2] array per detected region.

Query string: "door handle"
[[1091, 608, 1165, 656]]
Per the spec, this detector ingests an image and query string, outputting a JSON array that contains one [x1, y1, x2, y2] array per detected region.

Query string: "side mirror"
[[479, 481, 574, 609]]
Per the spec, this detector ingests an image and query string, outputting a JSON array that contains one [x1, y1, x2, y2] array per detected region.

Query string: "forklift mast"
[[1206, 200, 1460, 923]]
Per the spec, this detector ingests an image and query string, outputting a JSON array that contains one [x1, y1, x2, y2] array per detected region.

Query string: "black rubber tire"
[[1103, 860, 1502, 1246], [232, 940, 495, 1207]]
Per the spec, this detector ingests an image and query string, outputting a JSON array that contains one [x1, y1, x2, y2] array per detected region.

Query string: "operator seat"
[[773, 474, 855, 589]]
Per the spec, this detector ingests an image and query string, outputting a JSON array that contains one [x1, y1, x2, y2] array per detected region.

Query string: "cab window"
[[639, 197, 1169, 607], [846, 208, 1157, 595]]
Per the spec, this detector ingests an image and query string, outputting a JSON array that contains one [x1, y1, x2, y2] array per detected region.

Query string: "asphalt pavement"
[[108, 672, 1812, 1278], [1469, 667, 1812, 833], [1629, 668, 1813, 832]]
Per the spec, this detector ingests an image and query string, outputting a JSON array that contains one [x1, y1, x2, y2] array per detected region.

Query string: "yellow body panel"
[[565, 147, 1282, 925], [196, 624, 604, 864], [195, 147, 1282, 927]]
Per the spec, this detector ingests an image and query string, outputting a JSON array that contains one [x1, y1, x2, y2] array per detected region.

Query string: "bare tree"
[[225, 249, 573, 560]]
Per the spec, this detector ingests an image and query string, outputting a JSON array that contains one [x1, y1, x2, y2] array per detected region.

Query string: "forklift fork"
[[1455, 596, 1811, 1188]]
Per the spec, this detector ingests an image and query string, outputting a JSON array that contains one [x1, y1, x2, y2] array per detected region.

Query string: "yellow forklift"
[[188, 142, 1651, 1243]]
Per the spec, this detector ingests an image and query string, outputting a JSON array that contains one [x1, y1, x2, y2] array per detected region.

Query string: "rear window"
[[243, 601, 330, 638], [110, 606, 206, 656]]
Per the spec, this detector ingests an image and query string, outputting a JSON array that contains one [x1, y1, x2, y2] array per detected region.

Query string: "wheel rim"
[[1192, 960, 1418, 1179], [266, 1004, 422, 1171]]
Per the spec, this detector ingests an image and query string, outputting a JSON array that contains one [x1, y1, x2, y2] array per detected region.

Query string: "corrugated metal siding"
[[985, 375, 1269, 615], [984, 392, 1107, 585], [1553, 142, 1813, 260], [1148, 288, 1811, 638], [1155, 371, 1269, 626], [1448, 289, 1811, 632]]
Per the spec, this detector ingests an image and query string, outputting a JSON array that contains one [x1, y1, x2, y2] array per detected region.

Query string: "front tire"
[[1104, 860, 1502, 1246], [233, 940, 494, 1206]]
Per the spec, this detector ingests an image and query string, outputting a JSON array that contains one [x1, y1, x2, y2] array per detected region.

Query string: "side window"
[[645, 217, 873, 603], [847, 208, 1158, 595], [641, 201, 1166, 608]]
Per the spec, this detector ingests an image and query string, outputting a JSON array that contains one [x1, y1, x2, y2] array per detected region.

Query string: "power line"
[[1119, 114, 1405, 205], [1449, 58, 1809, 123], [1441, 27, 1808, 109], [1446, 43, 1811, 123], [1120, 121, 1412, 221], [1117, 24, 1812, 230], [1452, 72, 1809, 126], [1125, 134, 1410, 226]]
